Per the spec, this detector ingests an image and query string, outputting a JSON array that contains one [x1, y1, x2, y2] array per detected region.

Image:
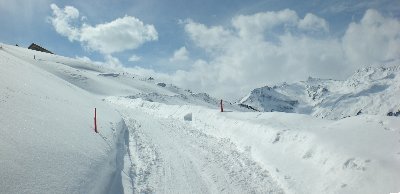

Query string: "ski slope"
[[1, 43, 400, 194]]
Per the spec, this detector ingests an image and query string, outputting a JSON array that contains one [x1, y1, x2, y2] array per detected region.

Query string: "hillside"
[[0, 44, 124, 193], [239, 66, 400, 119], [1, 43, 399, 194]]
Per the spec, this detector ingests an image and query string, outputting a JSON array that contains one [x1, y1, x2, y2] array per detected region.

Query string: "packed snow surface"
[[1, 43, 399, 194]]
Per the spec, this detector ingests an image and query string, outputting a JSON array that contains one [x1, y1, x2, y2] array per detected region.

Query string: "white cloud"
[[298, 13, 329, 32], [232, 9, 299, 40], [128, 55, 141, 62], [49, 4, 158, 54], [49, 4, 80, 41], [165, 9, 400, 101], [104, 54, 123, 68], [79, 16, 158, 54], [231, 9, 328, 40], [75, 56, 94, 63], [75, 55, 123, 69], [343, 9, 400, 67], [169, 47, 189, 62], [184, 19, 233, 53]]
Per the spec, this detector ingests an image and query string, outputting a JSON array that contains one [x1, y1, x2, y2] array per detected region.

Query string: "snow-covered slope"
[[1, 43, 399, 194], [2, 44, 236, 110], [0, 44, 125, 194], [240, 66, 400, 119]]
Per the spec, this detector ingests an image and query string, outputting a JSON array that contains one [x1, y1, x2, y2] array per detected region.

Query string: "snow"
[[107, 97, 400, 194], [0, 44, 124, 194], [110, 103, 283, 193], [1, 43, 400, 194], [239, 86, 298, 112]]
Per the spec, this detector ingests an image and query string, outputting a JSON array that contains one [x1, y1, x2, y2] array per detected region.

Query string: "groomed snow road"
[[110, 99, 284, 194]]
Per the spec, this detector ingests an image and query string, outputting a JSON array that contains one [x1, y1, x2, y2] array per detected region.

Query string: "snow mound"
[[184, 113, 192, 121]]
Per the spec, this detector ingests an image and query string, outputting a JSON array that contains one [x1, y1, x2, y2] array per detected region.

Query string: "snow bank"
[[107, 96, 400, 194]]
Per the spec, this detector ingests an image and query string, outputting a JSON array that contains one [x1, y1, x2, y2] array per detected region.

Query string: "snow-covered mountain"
[[1, 43, 399, 194], [239, 86, 298, 112], [239, 66, 400, 119]]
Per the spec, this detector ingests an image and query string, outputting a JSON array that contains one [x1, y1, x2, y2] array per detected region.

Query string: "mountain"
[[239, 65, 400, 119], [239, 86, 298, 112]]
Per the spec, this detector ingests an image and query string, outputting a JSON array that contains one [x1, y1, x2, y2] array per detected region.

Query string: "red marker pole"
[[220, 100, 224, 112], [94, 108, 98, 133]]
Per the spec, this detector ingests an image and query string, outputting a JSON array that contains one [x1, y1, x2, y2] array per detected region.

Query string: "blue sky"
[[1, 0, 400, 100]]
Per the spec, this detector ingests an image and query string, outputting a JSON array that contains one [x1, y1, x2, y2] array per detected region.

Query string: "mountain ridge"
[[239, 64, 400, 119]]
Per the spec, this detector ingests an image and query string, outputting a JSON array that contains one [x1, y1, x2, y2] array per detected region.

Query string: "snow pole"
[[220, 99, 224, 112], [94, 108, 98, 133]]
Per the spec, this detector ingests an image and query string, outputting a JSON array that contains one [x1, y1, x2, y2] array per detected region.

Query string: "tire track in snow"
[[158, 120, 283, 194], [123, 118, 164, 193], [115, 106, 284, 193]]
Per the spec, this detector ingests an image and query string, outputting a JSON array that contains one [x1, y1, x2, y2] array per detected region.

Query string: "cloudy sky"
[[1, 0, 400, 101]]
